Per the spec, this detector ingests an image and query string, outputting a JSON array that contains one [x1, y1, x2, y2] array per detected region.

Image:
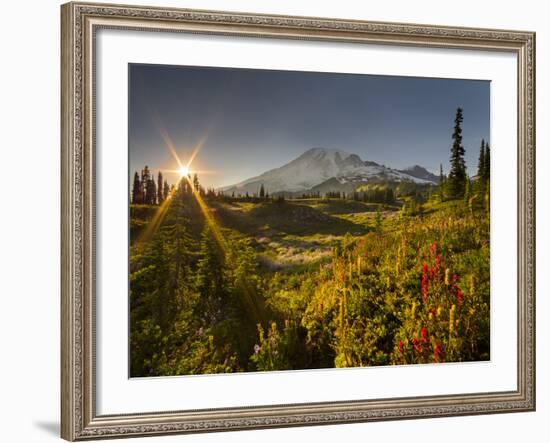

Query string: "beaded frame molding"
[[61, 2, 535, 440]]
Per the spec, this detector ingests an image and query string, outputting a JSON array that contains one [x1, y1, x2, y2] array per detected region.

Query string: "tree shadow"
[[215, 200, 369, 237]]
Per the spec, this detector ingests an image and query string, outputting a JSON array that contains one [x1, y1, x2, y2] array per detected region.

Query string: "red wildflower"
[[429, 267, 435, 278], [435, 255, 441, 273], [411, 338, 423, 353], [452, 274, 460, 283], [421, 263, 429, 302], [429, 241, 438, 256], [434, 342, 443, 362], [399, 340, 405, 355], [421, 327, 428, 343], [456, 288, 464, 305], [421, 278, 429, 302]]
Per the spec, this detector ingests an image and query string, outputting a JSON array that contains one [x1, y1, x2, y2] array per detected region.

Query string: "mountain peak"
[[301, 147, 352, 159], [403, 164, 428, 172], [398, 165, 438, 182], [223, 147, 438, 194]]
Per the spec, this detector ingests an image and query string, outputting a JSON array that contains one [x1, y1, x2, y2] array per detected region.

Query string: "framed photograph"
[[61, 2, 536, 440]]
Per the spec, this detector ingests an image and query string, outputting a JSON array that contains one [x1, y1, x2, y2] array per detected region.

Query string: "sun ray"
[[138, 119, 265, 323], [186, 135, 208, 169], [183, 174, 265, 324], [157, 125, 184, 171], [152, 111, 185, 170], [134, 186, 178, 245], [184, 175, 227, 255]]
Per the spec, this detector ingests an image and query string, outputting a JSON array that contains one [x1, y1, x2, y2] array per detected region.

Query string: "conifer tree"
[[259, 184, 265, 199], [193, 173, 200, 193], [483, 142, 490, 212], [147, 178, 157, 205], [474, 139, 488, 194], [157, 171, 164, 204], [163, 180, 169, 201], [447, 108, 467, 199], [477, 139, 486, 180], [483, 143, 490, 182], [132, 171, 142, 204], [195, 225, 226, 324], [141, 166, 151, 203]]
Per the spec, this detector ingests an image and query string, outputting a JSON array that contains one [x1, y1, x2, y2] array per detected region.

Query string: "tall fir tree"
[[483, 142, 490, 213], [146, 178, 157, 205], [474, 139, 488, 194], [192, 173, 200, 193], [195, 225, 227, 325], [259, 184, 265, 198], [157, 171, 164, 204], [141, 166, 151, 203], [132, 171, 142, 204], [163, 180, 169, 201], [477, 139, 486, 180], [447, 108, 467, 199], [483, 143, 490, 182]]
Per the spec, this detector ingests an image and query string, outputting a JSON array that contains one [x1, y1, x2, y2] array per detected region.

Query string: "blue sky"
[[129, 64, 490, 188]]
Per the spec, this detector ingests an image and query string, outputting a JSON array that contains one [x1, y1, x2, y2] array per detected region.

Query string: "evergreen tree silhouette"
[[447, 108, 467, 198]]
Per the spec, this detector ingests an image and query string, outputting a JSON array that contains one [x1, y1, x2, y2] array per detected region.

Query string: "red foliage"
[[421, 263, 429, 303], [434, 342, 443, 362], [421, 327, 429, 343]]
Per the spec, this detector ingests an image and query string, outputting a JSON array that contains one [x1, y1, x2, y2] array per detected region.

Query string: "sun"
[[179, 166, 190, 177]]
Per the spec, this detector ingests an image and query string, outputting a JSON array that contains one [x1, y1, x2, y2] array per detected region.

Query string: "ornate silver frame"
[[61, 2, 536, 440]]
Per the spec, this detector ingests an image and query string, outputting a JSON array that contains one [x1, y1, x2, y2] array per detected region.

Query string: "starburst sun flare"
[[179, 165, 190, 177]]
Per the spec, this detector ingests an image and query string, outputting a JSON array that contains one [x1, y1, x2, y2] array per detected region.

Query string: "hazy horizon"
[[129, 64, 490, 188]]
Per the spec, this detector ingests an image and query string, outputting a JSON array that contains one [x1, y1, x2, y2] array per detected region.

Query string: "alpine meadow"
[[129, 65, 491, 377]]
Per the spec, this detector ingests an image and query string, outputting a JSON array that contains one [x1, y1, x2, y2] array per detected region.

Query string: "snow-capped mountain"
[[223, 147, 437, 195], [397, 165, 439, 183]]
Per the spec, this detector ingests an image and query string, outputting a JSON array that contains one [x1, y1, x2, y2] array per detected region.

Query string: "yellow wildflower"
[[449, 304, 456, 334], [444, 268, 451, 286]]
